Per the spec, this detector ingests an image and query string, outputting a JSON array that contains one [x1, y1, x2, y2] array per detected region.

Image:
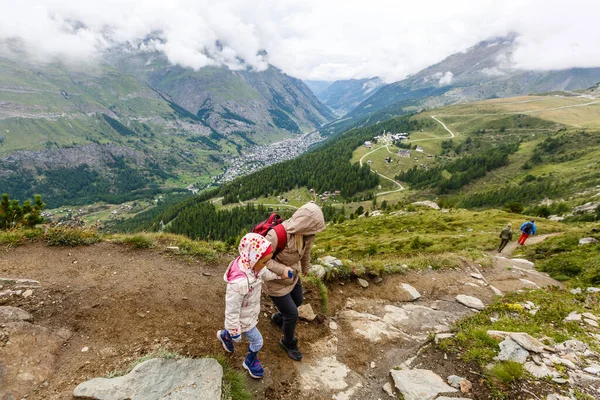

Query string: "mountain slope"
[[316, 77, 385, 116], [0, 53, 334, 207], [325, 35, 600, 135], [106, 51, 334, 141]]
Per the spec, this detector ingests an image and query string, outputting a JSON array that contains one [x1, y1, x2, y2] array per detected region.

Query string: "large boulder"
[[73, 358, 222, 400], [390, 369, 457, 400], [455, 295, 485, 310], [497, 337, 529, 364], [0, 306, 33, 323]]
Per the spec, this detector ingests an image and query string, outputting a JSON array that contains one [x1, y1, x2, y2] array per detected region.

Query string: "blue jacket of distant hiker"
[[520, 221, 537, 235]]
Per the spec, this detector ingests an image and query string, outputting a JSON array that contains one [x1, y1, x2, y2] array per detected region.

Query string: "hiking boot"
[[271, 312, 283, 329], [217, 330, 234, 353], [280, 337, 303, 361], [243, 349, 264, 379]]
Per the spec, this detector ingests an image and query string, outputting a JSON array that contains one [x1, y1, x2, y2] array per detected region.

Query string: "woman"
[[263, 202, 325, 361]]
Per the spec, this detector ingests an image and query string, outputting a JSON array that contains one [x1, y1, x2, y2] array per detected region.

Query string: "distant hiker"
[[498, 223, 513, 252], [217, 233, 293, 379], [518, 219, 537, 245], [263, 202, 325, 361]]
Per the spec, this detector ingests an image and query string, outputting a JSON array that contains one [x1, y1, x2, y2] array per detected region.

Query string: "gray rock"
[[339, 310, 407, 342], [411, 200, 440, 210], [165, 246, 180, 253], [390, 369, 457, 400], [357, 278, 369, 288], [509, 332, 543, 353], [382, 382, 395, 398], [524, 361, 559, 378], [579, 237, 599, 245], [0, 278, 40, 287], [557, 339, 588, 353], [587, 287, 600, 293], [573, 202, 600, 214], [309, 264, 326, 279], [497, 337, 529, 364], [584, 364, 600, 375], [564, 311, 582, 322], [0, 306, 33, 323], [546, 395, 571, 400], [584, 318, 599, 327], [570, 288, 582, 294], [447, 375, 462, 388], [401, 283, 421, 300], [510, 258, 535, 267], [470, 273, 483, 280], [298, 304, 317, 321], [318, 255, 338, 268], [73, 358, 222, 400], [582, 312, 598, 321], [455, 295, 485, 310], [374, 276, 383, 284], [490, 285, 503, 296]]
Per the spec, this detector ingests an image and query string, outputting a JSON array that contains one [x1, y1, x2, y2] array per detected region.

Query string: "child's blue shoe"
[[217, 330, 234, 353], [243, 349, 264, 379]]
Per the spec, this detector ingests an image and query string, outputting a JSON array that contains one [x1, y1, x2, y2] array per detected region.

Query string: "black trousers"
[[270, 279, 303, 345], [498, 238, 509, 252]]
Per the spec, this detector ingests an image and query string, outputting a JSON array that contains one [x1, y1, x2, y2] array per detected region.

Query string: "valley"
[[2, 19, 600, 400]]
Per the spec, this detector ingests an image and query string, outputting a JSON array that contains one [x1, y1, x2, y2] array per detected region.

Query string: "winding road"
[[359, 115, 456, 197]]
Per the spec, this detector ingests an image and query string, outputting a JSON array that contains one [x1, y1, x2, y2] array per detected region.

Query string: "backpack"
[[523, 222, 533, 234], [252, 213, 287, 257]]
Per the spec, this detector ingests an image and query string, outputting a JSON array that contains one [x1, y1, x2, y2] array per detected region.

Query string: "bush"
[[305, 274, 329, 313], [488, 361, 524, 385], [409, 236, 433, 250], [115, 234, 156, 249], [503, 202, 524, 214], [45, 226, 102, 246]]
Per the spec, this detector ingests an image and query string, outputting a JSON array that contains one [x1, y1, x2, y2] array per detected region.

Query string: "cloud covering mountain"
[[1, 0, 599, 82]]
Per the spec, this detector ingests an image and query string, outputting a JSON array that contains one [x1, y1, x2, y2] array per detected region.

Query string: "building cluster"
[[309, 188, 341, 202], [215, 131, 324, 185], [365, 131, 409, 148]]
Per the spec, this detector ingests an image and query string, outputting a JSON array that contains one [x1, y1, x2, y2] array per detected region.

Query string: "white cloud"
[[438, 71, 454, 85], [0, 0, 599, 82]]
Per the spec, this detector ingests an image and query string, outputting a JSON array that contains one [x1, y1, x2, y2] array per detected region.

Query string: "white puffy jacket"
[[224, 259, 279, 337]]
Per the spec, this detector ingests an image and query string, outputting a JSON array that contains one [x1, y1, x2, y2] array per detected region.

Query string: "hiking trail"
[[0, 233, 569, 399]]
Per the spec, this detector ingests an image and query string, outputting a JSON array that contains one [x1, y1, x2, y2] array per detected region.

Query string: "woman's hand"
[[283, 267, 294, 279]]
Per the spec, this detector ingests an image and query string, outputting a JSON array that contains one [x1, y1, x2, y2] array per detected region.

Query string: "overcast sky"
[[1, 0, 599, 83]]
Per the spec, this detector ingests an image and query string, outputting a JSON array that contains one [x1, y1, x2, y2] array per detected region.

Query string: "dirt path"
[[0, 234, 562, 400]]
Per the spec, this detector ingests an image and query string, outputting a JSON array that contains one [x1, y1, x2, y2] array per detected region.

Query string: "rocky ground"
[[1, 234, 598, 399]]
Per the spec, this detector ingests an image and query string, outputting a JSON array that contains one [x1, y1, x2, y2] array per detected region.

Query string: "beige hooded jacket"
[[263, 202, 325, 297]]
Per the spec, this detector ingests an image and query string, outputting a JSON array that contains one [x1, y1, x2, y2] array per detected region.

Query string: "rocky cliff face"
[[105, 51, 334, 140]]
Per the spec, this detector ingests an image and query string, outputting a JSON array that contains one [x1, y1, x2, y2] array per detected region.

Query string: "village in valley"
[[215, 131, 324, 185]]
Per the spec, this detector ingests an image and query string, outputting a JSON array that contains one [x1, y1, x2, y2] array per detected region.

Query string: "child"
[[217, 233, 292, 379]]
